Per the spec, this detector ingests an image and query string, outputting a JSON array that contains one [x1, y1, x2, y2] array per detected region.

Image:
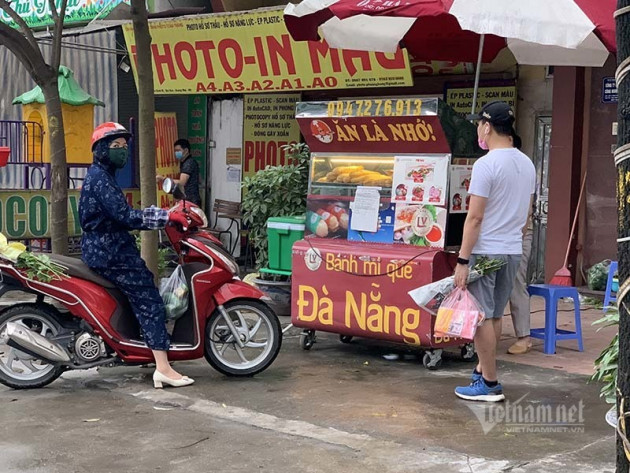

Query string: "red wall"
[[546, 67, 585, 282], [584, 57, 618, 269]]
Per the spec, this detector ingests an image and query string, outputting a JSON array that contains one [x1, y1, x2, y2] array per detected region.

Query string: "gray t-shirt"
[[468, 147, 536, 255]]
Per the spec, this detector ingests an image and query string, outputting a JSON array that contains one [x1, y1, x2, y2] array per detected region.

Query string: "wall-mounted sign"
[[122, 9, 412, 95], [155, 112, 179, 208], [243, 93, 300, 178], [602, 77, 618, 104], [445, 81, 517, 116], [226, 148, 242, 165], [0, 189, 140, 239]]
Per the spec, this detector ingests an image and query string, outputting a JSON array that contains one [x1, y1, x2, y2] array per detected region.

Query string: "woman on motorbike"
[[79, 122, 193, 389]]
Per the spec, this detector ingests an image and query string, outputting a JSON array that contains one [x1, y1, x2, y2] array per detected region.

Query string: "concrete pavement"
[[0, 318, 615, 473]]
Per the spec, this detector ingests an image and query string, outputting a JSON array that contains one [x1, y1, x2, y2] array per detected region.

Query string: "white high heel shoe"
[[153, 370, 195, 389]]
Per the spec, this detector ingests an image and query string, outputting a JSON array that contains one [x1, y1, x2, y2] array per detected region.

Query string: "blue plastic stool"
[[527, 284, 584, 355], [603, 261, 618, 312]]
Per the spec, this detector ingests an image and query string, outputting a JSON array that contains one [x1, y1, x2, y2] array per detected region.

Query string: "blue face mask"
[[175, 150, 184, 160]]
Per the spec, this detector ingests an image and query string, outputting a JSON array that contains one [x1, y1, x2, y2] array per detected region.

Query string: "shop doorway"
[[529, 115, 552, 283]]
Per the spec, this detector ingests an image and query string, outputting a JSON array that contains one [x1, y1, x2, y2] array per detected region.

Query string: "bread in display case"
[[309, 154, 395, 196]]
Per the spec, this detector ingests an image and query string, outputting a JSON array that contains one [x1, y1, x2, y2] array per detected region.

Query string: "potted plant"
[[241, 143, 309, 314], [591, 306, 619, 427]]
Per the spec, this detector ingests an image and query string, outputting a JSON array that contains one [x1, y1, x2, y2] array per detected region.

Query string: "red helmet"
[[91, 122, 131, 150]]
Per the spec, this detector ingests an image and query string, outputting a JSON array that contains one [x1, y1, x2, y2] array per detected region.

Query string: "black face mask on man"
[[108, 147, 128, 169]]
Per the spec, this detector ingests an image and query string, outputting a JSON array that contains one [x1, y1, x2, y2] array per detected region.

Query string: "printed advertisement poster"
[[445, 82, 517, 116], [348, 203, 396, 244], [187, 95, 207, 206], [394, 204, 447, 248], [243, 93, 301, 179], [305, 200, 350, 239], [449, 165, 473, 214], [122, 9, 412, 95], [391, 155, 449, 206], [155, 112, 179, 208]]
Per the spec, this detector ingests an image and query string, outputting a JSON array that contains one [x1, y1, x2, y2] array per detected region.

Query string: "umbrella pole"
[[471, 34, 486, 117]]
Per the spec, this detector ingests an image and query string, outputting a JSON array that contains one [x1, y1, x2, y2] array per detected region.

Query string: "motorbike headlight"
[[190, 207, 209, 228]]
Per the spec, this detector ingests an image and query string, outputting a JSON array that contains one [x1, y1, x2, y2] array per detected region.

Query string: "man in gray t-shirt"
[[453, 101, 536, 402]]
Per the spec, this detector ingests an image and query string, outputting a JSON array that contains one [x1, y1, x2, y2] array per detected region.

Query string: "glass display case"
[[308, 153, 395, 198]]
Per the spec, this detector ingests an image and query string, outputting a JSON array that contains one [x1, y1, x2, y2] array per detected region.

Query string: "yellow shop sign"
[[122, 9, 412, 95]]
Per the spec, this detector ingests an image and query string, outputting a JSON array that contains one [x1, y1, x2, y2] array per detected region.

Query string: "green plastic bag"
[[588, 260, 611, 291]]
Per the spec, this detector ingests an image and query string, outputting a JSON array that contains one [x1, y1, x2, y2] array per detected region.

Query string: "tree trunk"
[[130, 0, 159, 279], [41, 76, 68, 256]]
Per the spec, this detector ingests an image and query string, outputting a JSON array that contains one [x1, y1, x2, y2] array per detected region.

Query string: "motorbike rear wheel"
[[205, 300, 282, 377], [0, 304, 65, 389]]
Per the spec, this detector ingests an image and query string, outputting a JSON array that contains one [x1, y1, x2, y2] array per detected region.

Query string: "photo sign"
[[122, 9, 412, 95], [243, 93, 301, 178]]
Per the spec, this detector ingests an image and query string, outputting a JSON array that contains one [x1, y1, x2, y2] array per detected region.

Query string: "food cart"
[[290, 97, 483, 369]]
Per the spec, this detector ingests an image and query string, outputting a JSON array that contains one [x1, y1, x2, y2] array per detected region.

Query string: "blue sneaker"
[[471, 369, 482, 382], [455, 378, 505, 402]]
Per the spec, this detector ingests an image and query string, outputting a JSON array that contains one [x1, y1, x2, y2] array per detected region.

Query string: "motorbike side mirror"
[[162, 177, 187, 201]]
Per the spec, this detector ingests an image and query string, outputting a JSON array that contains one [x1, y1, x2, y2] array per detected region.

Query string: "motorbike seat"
[[45, 254, 116, 289]]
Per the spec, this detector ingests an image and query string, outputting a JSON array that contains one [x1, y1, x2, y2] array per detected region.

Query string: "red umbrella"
[[284, 0, 506, 63], [284, 0, 615, 63], [574, 0, 616, 53]]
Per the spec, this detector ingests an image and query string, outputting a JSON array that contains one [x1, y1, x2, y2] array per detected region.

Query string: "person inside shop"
[[505, 133, 535, 355], [506, 202, 535, 354], [80, 122, 194, 389], [453, 102, 536, 402], [157, 138, 202, 207]]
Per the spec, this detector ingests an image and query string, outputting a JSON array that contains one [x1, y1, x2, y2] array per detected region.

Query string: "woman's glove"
[[142, 206, 169, 229]]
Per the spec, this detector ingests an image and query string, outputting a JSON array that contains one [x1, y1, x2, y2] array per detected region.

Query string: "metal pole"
[[471, 34, 486, 117]]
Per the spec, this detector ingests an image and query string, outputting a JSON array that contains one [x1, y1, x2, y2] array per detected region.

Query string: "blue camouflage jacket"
[[79, 147, 147, 268]]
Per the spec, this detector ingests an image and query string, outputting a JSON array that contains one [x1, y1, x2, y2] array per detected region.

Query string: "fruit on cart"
[[316, 209, 340, 233], [325, 203, 349, 230], [425, 224, 443, 245], [306, 211, 329, 237]]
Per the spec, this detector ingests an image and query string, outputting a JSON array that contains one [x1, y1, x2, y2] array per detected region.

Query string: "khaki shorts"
[[468, 254, 521, 319]]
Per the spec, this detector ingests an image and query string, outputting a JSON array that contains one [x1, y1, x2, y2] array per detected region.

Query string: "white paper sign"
[[391, 155, 450, 206], [349, 186, 381, 233], [449, 165, 473, 214], [227, 166, 241, 183]]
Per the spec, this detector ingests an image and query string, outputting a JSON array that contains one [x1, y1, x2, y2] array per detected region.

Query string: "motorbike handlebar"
[[169, 212, 190, 231]]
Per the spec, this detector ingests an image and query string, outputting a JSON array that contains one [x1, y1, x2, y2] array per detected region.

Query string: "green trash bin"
[[266, 216, 305, 272]]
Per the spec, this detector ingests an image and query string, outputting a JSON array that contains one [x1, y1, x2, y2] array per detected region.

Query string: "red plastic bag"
[[434, 287, 485, 340]]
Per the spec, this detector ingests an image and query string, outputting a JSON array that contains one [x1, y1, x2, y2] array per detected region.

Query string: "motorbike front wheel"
[[205, 300, 282, 377]]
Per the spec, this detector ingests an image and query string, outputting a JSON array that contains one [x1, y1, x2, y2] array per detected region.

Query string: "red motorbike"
[[0, 179, 281, 389]]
